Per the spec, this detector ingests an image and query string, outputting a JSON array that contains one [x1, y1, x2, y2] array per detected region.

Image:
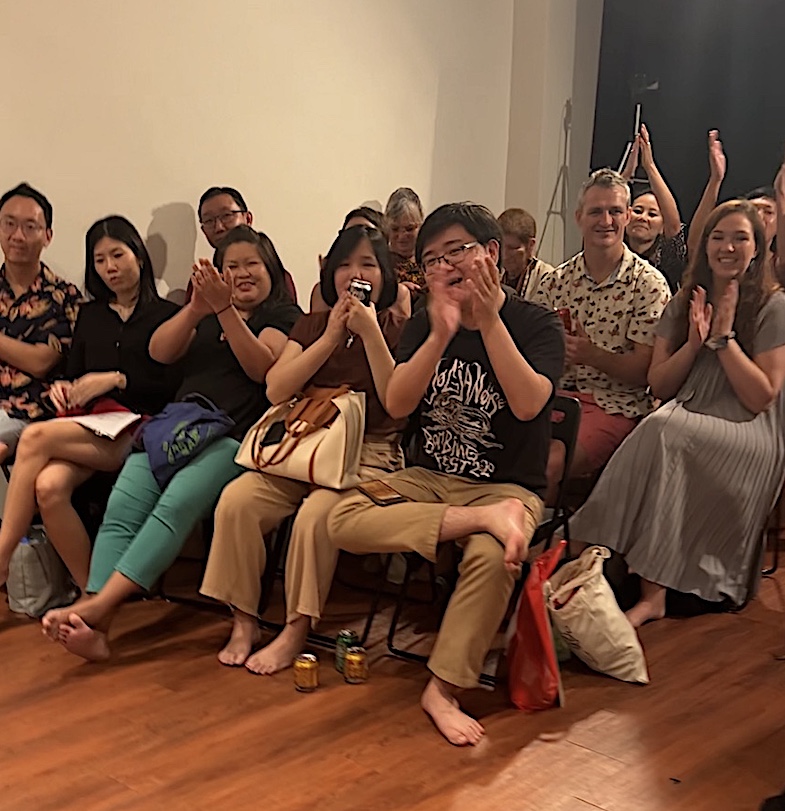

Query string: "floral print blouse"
[[0, 263, 81, 420]]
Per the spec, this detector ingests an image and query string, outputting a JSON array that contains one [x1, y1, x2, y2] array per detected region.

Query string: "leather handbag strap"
[[251, 385, 350, 471]]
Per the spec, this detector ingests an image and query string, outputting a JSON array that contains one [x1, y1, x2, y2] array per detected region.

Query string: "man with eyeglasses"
[[329, 202, 564, 746], [0, 183, 81, 462], [197, 186, 297, 301], [532, 168, 671, 500]]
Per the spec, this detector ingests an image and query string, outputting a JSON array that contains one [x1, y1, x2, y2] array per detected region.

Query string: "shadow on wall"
[[146, 202, 198, 304]]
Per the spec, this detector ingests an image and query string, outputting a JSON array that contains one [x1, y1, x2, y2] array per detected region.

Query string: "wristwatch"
[[706, 331, 735, 351]]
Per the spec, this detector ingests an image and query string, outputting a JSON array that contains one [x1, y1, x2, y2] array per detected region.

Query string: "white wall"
[[505, 0, 604, 265], [0, 1, 514, 298]]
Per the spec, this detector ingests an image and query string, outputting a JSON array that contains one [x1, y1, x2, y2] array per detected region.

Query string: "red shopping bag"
[[508, 540, 567, 711]]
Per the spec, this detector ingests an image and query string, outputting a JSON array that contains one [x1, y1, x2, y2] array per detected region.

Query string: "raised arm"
[[619, 138, 639, 182], [638, 124, 682, 238], [385, 273, 459, 420], [190, 259, 288, 382], [713, 282, 785, 414], [265, 296, 351, 404], [688, 130, 726, 258], [344, 299, 396, 410], [149, 298, 204, 363], [648, 291, 706, 399], [467, 257, 554, 420]]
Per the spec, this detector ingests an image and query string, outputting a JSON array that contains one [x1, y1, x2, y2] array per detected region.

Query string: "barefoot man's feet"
[[245, 616, 309, 675], [58, 614, 111, 662], [421, 676, 484, 746], [218, 613, 262, 667]]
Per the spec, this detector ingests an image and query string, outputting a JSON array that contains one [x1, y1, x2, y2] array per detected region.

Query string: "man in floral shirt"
[[532, 169, 671, 499], [0, 183, 81, 462]]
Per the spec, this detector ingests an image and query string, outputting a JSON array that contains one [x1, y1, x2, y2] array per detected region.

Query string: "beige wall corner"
[[505, 0, 604, 266]]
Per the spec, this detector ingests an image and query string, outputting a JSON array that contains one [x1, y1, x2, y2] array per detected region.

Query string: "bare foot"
[[218, 613, 262, 667], [626, 599, 666, 629], [245, 616, 309, 675], [58, 614, 111, 662], [421, 677, 484, 746], [42, 596, 98, 641], [42, 603, 81, 640], [485, 498, 533, 571]]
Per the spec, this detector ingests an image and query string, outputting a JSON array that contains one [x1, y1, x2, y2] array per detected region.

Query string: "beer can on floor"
[[343, 646, 369, 684], [335, 629, 359, 673], [293, 653, 319, 692]]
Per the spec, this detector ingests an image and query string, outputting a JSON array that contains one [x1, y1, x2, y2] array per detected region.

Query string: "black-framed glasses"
[[0, 216, 45, 237], [200, 210, 245, 229], [421, 241, 480, 271]]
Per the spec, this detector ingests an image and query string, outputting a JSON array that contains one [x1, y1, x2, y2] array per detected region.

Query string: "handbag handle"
[[545, 546, 610, 604], [250, 385, 351, 471]]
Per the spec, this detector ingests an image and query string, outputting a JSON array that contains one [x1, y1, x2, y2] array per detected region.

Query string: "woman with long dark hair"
[[200, 224, 407, 673], [0, 215, 179, 591], [569, 200, 785, 626], [41, 225, 302, 659]]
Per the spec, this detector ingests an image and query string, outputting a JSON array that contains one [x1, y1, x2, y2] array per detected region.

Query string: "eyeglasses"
[[200, 210, 245, 229], [422, 241, 479, 271], [0, 216, 45, 237]]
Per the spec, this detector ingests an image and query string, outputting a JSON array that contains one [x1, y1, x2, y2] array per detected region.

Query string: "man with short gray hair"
[[532, 168, 671, 497]]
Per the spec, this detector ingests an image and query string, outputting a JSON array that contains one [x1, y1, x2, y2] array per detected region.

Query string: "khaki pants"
[[327, 467, 543, 689], [199, 440, 403, 623]]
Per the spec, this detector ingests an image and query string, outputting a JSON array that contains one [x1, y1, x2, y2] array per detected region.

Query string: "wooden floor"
[[2, 558, 785, 811]]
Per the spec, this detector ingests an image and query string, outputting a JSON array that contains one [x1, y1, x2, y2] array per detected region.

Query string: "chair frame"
[[381, 395, 582, 685]]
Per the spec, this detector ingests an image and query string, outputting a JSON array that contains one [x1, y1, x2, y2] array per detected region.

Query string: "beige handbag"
[[545, 546, 649, 684], [235, 385, 366, 490]]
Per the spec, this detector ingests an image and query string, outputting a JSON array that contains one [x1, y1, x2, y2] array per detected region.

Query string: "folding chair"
[[382, 395, 582, 685]]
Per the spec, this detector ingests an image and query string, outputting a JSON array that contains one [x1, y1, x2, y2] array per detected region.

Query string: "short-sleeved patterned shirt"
[[0, 263, 81, 420], [531, 244, 671, 418]]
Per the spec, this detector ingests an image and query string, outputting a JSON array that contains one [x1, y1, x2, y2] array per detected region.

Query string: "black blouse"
[[66, 298, 182, 415], [176, 298, 302, 438]]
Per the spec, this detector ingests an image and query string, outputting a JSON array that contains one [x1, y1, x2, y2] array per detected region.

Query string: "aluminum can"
[[293, 653, 319, 692], [344, 646, 369, 684], [556, 307, 573, 335], [335, 629, 359, 673]]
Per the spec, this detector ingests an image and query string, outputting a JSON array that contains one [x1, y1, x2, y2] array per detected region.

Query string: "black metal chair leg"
[[387, 555, 428, 664], [359, 552, 394, 645], [763, 531, 780, 576]]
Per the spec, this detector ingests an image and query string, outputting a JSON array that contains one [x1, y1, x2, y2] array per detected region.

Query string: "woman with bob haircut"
[[42, 225, 302, 659], [0, 215, 180, 592], [200, 224, 408, 673], [569, 199, 785, 626]]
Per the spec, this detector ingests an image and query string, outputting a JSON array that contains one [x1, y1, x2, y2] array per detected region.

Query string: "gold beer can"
[[293, 653, 319, 692], [343, 646, 369, 684]]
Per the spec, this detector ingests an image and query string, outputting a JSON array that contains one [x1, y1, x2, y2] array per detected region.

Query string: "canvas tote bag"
[[545, 545, 649, 684], [235, 385, 365, 490], [7, 525, 77, 618]]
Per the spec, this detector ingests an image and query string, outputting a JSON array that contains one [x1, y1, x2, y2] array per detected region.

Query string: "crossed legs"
[[327, 468, 541, 746], [0, 421, 131, 588]]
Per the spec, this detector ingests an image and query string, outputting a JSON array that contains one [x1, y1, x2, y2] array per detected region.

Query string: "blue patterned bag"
[[136, 394, 235, 489]]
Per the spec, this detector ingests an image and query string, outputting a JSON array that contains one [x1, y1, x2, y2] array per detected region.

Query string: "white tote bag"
[[545, 546, 649, 684], [235, 386, 365, 490]]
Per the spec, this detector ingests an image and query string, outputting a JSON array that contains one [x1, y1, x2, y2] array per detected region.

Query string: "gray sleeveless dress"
[[569, 291, 785, 605]]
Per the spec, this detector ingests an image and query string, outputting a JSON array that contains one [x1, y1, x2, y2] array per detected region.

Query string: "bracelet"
[[216, 304, 233, 316]]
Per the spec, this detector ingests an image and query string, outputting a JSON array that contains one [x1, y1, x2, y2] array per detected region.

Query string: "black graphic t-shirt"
[[397, 289, 564, 497]]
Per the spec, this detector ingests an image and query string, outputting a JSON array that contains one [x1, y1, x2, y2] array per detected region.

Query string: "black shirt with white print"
[[396, 287, 564, 498]]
